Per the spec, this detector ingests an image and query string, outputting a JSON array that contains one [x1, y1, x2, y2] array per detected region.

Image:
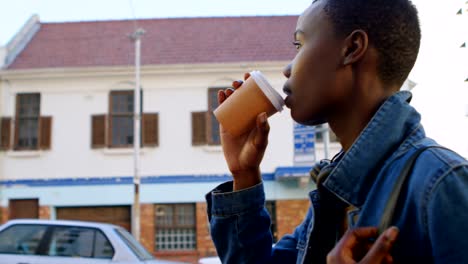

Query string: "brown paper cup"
[[213, 71, 284, 137]]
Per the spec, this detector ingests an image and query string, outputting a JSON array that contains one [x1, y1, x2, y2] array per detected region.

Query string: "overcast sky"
[[0, 0, 467, 154]]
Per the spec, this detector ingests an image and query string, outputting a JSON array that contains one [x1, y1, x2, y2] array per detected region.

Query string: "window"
[[94, 230, 115, 258], [265, 201, 278, 243], [16, 93, 40, 149], [191, 87, 224, 146], [314, 124, 338, 143], [155, 204, 196, 251], [91, 90, 158, 148], [0, 224, 47, 255], [3, 93, 52, 151], [207, 88, 221, 145], [110, 91, 135, 147], [114, 228, 153, 260], [47, 226, 114, 259]]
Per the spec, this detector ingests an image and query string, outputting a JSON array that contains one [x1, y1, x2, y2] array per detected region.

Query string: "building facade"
[[0, 15, 341, 263]]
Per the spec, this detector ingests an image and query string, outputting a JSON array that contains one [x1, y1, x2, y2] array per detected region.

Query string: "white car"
[[0, 219, 187, 264]]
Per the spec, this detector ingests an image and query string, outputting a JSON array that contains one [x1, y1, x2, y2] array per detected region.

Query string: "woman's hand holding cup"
[[217, 73, 270, 191]]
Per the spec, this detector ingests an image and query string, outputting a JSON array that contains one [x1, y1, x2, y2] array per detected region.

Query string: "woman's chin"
[[291, 112, 326, 126], [298, 119, 327, 126]]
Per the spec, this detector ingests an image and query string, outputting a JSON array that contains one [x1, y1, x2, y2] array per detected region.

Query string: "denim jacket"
[[206, 91, 468, 264]]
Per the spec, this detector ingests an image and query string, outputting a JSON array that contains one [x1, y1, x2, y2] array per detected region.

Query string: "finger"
[[351, 239, 374, 262], [217, 90, 226, 105], [361, 227, 399, 263], [225, 87, 235, 97], [232, 80, 243, 89], [351, 227, 379, 240], [337, 227, 379, 249], [327, 247, 356, 264], [219, 123, 227, 134], [253, 112, 270, 149], [384, 254, 393, 264], [244, 72, 251, 81]]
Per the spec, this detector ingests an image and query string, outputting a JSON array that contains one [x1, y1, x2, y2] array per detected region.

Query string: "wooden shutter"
[[92, 115, 106, 148], [191, 112, 207, 145], [142, 113, 158, 146], [39, 116, 52, 150], [0, 118, 11, 150]]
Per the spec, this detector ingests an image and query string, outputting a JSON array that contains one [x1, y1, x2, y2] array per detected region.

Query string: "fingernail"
[[260, 113, 267, 123], [234, 80, 243, 86], [385, 226, 399, 242]]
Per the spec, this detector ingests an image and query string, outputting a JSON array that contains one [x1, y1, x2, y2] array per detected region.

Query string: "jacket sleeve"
[[205, 181, 300, 264], [426, 164, 468, 263]]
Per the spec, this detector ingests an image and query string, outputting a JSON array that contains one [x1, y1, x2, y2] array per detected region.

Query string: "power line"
[[128, 0, 138, 31]]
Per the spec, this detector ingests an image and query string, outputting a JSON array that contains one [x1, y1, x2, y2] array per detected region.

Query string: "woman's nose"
[[283, 63, 292, 78]]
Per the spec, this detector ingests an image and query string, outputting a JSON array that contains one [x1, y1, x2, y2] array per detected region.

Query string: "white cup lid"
[[249, 70, 284, 112]]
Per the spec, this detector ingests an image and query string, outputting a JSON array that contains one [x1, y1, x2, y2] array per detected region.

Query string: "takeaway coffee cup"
[[213, 70, 284, 137]]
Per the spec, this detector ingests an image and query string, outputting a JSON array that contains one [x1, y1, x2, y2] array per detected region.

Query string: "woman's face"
[[282, 1, 353, 126]]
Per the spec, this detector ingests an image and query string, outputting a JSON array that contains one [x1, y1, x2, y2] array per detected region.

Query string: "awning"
[[274, 166, 312, 180]]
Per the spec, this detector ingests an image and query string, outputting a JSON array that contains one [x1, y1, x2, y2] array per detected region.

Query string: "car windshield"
[[114, 228, 154, 261]]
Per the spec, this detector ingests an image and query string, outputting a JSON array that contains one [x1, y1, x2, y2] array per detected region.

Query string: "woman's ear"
[[342, 30, 369, 65]]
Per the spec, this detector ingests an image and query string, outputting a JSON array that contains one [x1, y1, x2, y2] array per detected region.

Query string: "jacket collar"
[[322, 91, 425, 207]]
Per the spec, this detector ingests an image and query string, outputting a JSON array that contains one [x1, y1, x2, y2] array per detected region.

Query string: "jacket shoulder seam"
[[421, 163, 468, 234]]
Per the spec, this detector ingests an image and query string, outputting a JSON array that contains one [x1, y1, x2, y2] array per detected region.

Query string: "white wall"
[[2, 56, 467, 183], [0, 63, 296, 181], [0, 47, 6, 69]]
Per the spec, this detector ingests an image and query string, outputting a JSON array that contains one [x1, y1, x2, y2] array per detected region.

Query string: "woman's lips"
[[283, 86, 292, 108], [284, 96, 291, 108]]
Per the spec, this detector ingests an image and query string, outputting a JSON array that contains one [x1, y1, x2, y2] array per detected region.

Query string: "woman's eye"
[[292, 41, 302, 51]]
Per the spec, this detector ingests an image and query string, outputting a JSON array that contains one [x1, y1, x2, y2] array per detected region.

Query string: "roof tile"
[[8, 16, 298, 69]]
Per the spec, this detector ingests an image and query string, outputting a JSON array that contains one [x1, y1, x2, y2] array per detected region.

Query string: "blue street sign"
[[293, 123, 316, 165]]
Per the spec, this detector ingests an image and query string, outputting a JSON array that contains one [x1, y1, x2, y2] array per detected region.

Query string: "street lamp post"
[[322, 123, 330, 160], [130, 28, 145, 241]]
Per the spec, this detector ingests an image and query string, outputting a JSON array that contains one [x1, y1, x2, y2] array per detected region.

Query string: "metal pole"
[[323, 123, 330, 160], [131, 28, 145, 241]]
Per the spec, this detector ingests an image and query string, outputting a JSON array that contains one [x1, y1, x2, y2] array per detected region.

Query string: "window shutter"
[[142, 113, 158, 147], [191, 112, 207, 145], [39, 116, 52, 150], [91, 115, 106, 148], [0, 118, 11, 150]]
